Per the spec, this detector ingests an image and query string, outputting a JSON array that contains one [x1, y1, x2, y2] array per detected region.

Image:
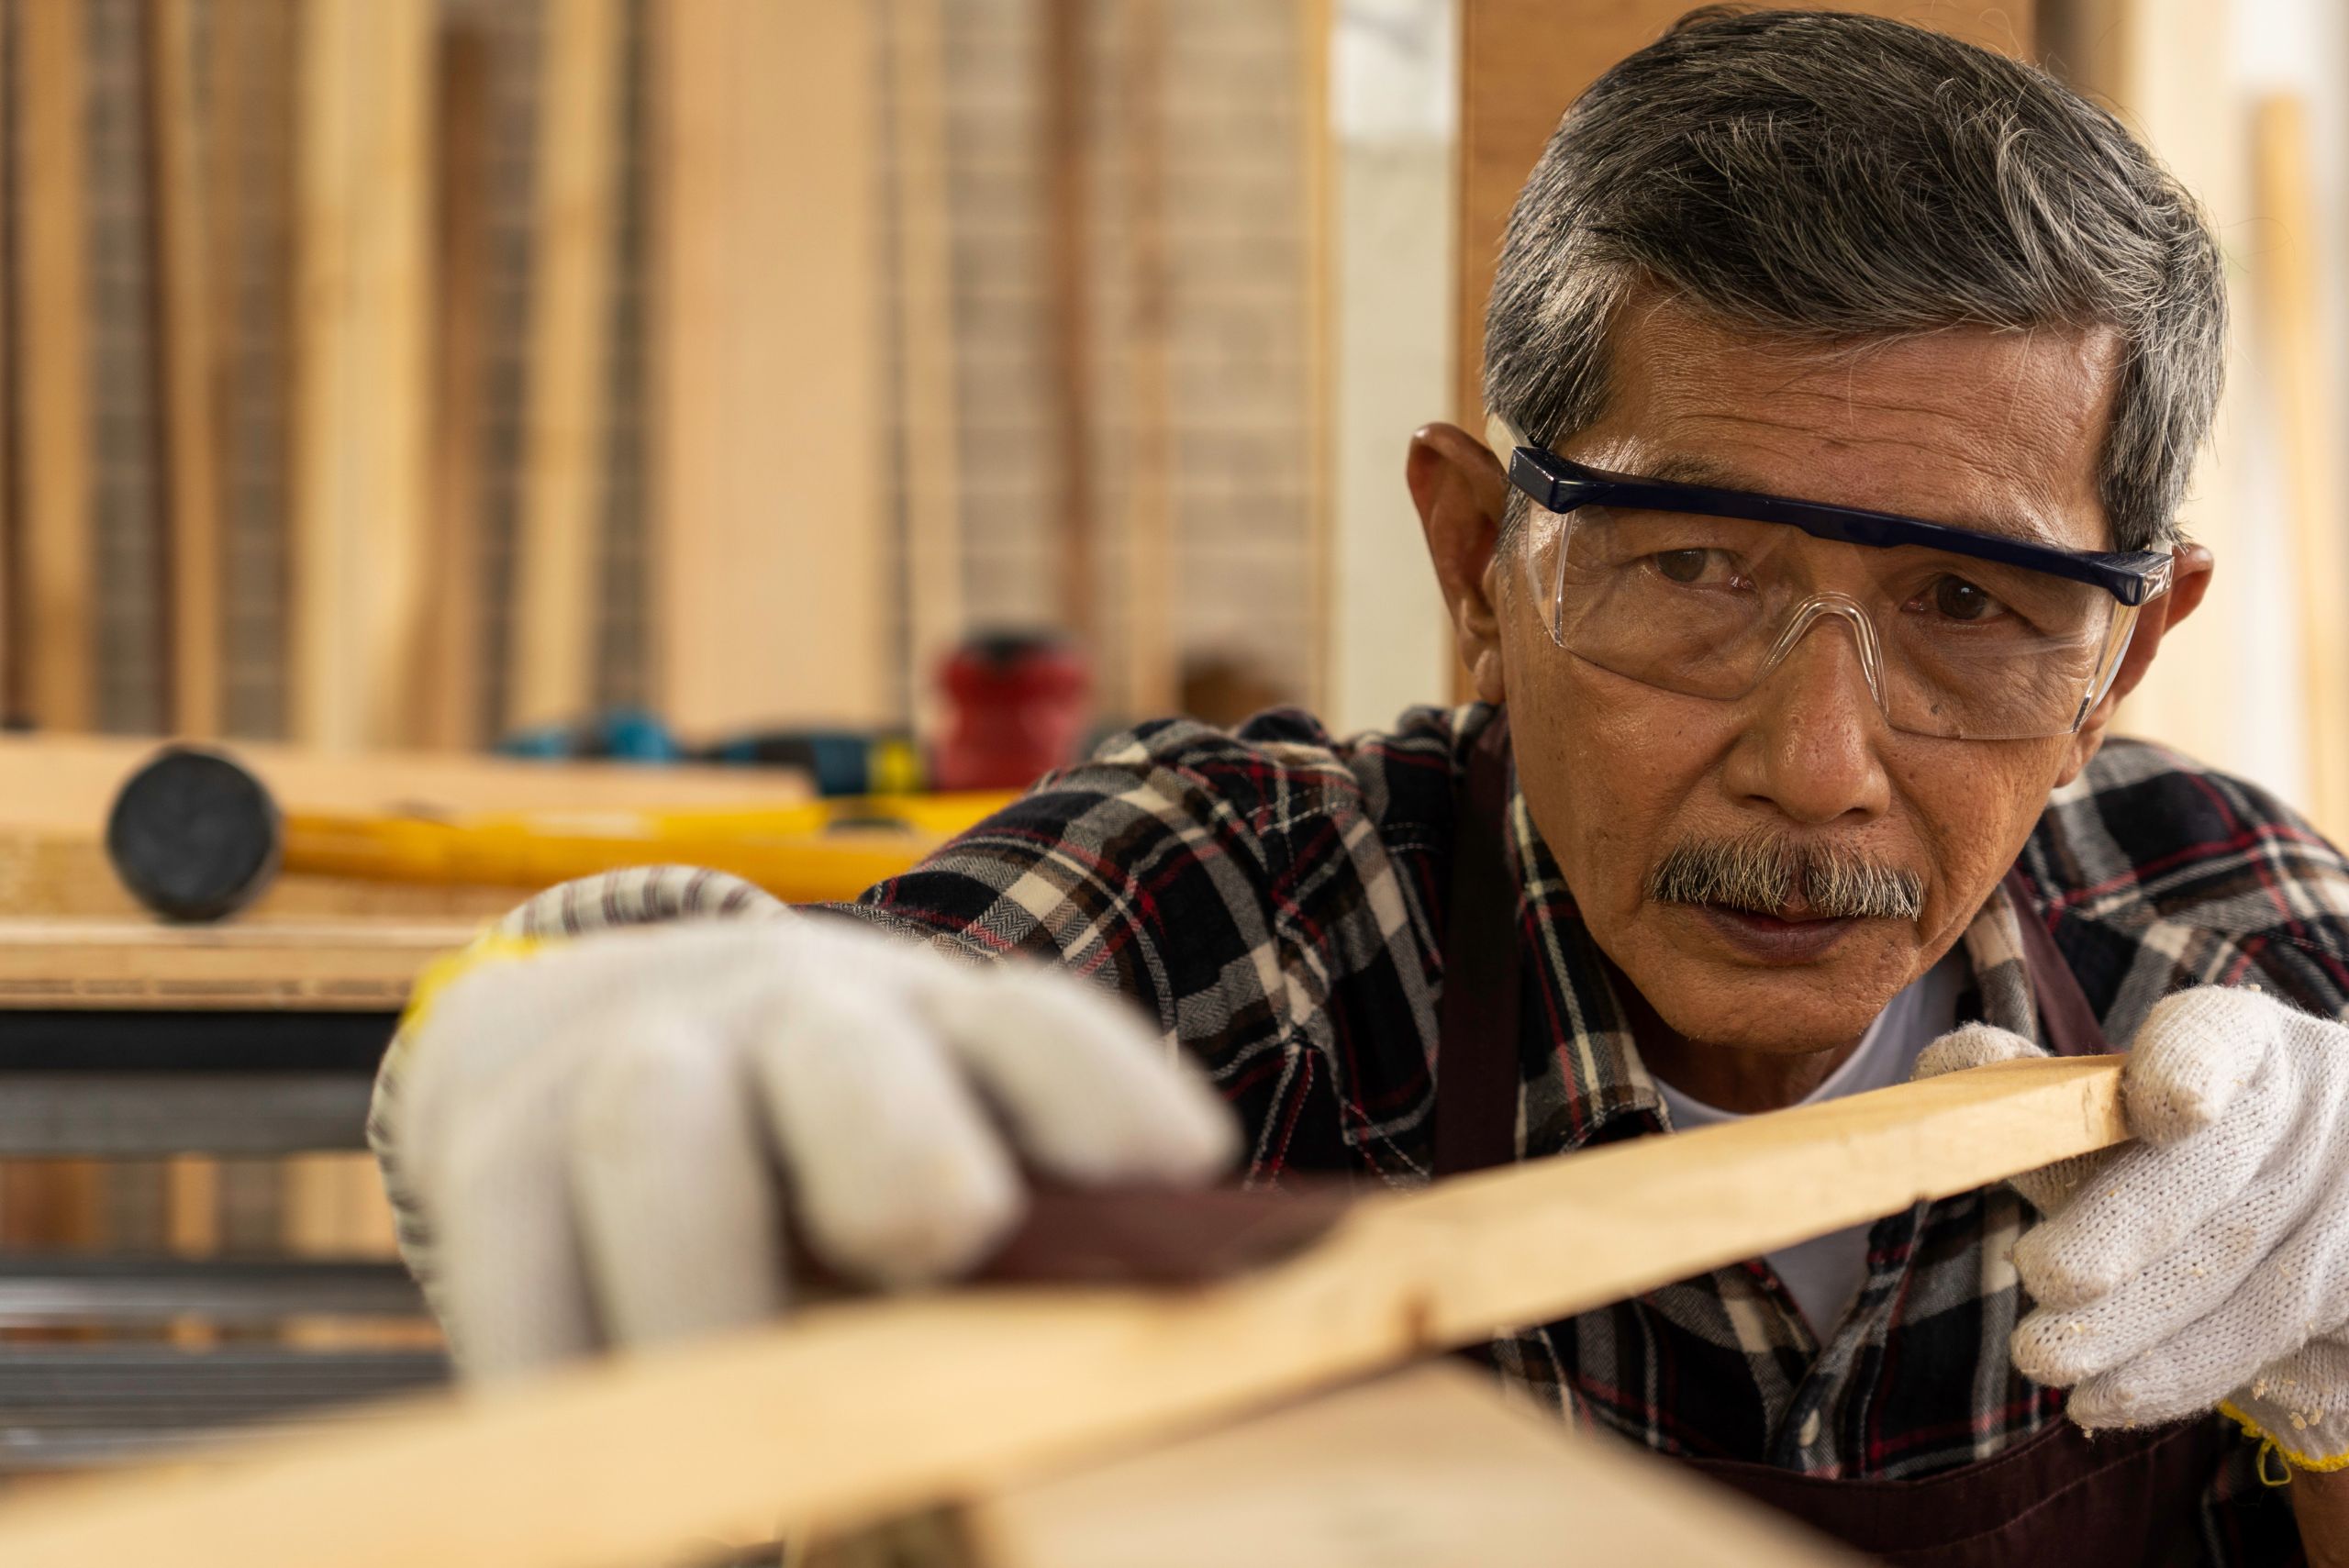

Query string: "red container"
[[933, 635, 1091, 792]]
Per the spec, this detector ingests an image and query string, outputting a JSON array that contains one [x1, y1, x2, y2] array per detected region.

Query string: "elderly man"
[[374, 10, 2349, 1562]]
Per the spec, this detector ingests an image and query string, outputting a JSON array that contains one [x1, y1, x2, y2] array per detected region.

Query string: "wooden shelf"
[[0, 920, 473, 1011]]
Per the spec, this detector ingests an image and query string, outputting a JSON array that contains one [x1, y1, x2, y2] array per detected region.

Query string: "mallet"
[[105, 746, 284, 921], [103, 747, 1014, 920]]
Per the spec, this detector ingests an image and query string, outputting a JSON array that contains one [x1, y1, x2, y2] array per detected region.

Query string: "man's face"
[[1487, 304, 2124, 1056]]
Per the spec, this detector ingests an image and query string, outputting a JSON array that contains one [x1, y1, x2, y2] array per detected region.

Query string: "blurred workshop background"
[[1, 0, 1458, 774], [0, 0, 2341, 1481], [8, 0, 2349, 806]]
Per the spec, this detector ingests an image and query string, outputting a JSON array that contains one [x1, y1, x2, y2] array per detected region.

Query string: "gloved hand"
[[370, 870, 1238, 1379], [1918, 990, 2349, 1469]]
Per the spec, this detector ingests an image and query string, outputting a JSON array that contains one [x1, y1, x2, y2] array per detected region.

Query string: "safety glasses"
[[1487, 418, 2176, 740]]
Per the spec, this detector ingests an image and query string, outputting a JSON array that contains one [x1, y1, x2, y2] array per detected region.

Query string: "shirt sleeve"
[[2026, 738, 2349, 1045], [821, 710, 1454, 1181]]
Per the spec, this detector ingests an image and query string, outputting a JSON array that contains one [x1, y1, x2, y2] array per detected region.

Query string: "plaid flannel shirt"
[[836, 702, 2349, 1563]]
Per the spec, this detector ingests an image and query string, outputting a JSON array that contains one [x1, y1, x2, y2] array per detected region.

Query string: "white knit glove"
[[370, 871, 1237, 1379], [1927, 990, 2349, 1468]]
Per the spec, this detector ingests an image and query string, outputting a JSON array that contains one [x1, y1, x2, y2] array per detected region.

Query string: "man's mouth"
[[1693, 900, 1860, 965]]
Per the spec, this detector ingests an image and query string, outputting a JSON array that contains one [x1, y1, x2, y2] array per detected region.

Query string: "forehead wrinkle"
[[1594, 313, 2117, 550], [2000, 325, 2038, 449], [1650, 337, 2107, 451]]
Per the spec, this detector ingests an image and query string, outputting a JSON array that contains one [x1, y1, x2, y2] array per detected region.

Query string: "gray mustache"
[[1645, 835, 1924, 921]]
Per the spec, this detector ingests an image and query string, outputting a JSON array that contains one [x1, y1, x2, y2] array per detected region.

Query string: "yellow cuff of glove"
[[400, 929, 562, 1039], [2220, 1390, 2349, 1474]]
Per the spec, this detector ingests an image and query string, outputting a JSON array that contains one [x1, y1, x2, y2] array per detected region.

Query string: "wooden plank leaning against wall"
[[1041, 0, 1095, 665], [1117, 0, 1177, 721], [653, 0, 890, 737], [289, 0, 433, 751], [148, 0, 224, 740], [882, 0, 964, 733], [13, 0, 96, 731], [420, 20, 495, 753], [510, 0, 624, 734], [1448, 0, 2038, 700]]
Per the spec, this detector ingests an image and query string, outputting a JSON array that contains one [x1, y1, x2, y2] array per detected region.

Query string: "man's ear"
[[1408, 422, 1512, 704], [2058, 543, 2215, 785]]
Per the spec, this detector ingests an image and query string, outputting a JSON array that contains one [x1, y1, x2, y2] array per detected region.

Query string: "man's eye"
[[1929, 576, 2005, 622], [1653, 549, 1715, 584]]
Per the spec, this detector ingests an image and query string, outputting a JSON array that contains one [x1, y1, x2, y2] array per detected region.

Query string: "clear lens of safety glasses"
[[1521, 503, 2145, 740]]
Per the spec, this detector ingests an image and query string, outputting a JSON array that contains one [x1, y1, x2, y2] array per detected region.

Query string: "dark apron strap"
[[1432, 712, 1520, 1178]]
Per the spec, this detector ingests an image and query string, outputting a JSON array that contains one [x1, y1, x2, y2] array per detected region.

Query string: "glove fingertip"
[[2125, 985, 2279, 1143], [2009, 1308, 2123, 1392], [927, 966, 1243, 1190], [1912, 1024, 2044, 1084], [2009, 1226, 2122, 1311], [2062, 1372, 2153, 1432], [1107, 1082, 1243, 1189], [798, 1138, 1029, 1290], [2007, 1315, 2075, 1388]]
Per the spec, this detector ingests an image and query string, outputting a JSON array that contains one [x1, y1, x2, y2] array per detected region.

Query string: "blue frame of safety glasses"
[[1504, 446, 2176, 608]]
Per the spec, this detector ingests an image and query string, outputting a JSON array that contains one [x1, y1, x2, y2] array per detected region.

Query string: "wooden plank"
[[0, 7, 13, 725], [0, 1054, 2127, 1567], [0, 1161, 107, 1251], [1118, 0, 1176, 718], [651, 0, 889, 734], [0, 832, 527, 921], [14, 0, 95, 731], [168, 1154, 222, 1257], [967, 1362, 1856, 1567], [287, 0, 434, 750], [420, 24, 495, 751], [281, 1151, 398, 1259], [883, 0, 963, 729], [2251, 95, 2349, 842], [1452, 0, 2037, 426], [0, 917, 474, 1010], [1296, 0, 1334, 719], [511, 0, 623, 731], [148, 0, 225, 739], [202, 0, 299, 741], [1041, 0, 1095, 649]]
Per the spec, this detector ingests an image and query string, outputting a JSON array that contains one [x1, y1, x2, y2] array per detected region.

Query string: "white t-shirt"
[[1650, 950, 1969, 1338]]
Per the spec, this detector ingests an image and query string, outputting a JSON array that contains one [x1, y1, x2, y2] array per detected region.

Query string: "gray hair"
[[1482, 7, 2225, 553], [1645, 830, 1925, 920]]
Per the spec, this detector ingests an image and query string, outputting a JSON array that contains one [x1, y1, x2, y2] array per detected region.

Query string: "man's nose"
[[1720, 613, 1894, 827]]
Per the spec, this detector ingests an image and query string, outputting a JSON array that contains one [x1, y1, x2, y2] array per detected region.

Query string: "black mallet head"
[[105, 747, 282, 922]]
